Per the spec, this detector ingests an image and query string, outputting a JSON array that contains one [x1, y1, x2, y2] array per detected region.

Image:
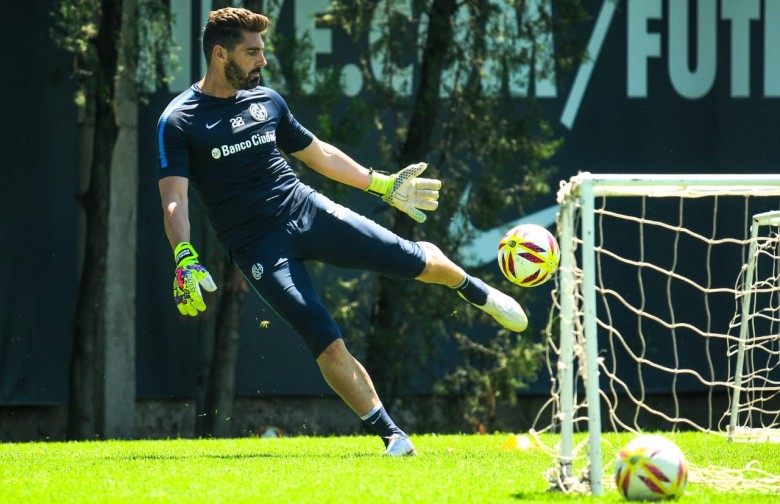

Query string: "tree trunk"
[[202, 267, 247, 437], [195, 222, 221, 437], [195, 221, 250, 438], [67, 0, 127, 440], [366, 0, 456, 404], [102, 0, 139, 439]]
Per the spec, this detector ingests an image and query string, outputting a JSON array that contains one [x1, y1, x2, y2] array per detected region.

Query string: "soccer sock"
[[360, 403, 406, 447], [452, 274, 489, 306]]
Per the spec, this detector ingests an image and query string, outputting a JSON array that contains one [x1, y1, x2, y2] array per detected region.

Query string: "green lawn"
[[0, 433, 777, 503]]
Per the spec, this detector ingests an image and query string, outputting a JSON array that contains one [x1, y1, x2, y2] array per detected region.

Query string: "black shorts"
[[230, 192, 427, 357]]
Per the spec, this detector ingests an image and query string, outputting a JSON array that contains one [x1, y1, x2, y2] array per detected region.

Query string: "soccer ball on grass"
[[614, 434, 689, 501], [497, 224, 560, 287]]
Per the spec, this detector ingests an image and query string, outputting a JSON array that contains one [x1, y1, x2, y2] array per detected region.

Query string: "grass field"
[[1, 432, 778, 503]]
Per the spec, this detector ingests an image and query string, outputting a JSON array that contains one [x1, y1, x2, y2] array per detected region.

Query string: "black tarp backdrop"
[[3, 0, 780, 404], [0, 0, 80, 404]]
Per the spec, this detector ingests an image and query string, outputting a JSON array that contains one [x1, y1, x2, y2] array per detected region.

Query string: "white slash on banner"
[[560, 0, 620, 129]]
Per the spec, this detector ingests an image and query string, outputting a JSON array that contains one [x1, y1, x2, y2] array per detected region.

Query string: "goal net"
[[532, 173, 780, 495]]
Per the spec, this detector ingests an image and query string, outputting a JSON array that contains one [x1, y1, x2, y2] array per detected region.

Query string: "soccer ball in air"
[[497, 224, 560, 287], [614, 434, 689, 501]]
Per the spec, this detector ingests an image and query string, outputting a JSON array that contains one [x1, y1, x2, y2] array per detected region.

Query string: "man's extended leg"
[[296, 195, 527, 332], [316, 339, 417, 456], [415, 241, 528, 332]]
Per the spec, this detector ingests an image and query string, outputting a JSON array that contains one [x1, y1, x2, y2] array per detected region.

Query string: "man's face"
[[223, 31, 266, 91]]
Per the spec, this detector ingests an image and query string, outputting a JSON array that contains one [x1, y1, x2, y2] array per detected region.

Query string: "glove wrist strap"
[[365, 169, 392, 197], [174, 242, 199, 267]]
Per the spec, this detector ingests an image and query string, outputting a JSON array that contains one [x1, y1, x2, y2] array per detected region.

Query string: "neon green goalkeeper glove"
[[172, 242, 217, 317], [365, 162, 441, 223]]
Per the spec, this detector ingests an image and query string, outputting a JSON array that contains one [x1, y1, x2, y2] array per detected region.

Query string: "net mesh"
[[531, 177, 780, 494]]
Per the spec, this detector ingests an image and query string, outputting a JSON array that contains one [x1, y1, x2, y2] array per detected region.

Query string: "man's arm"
[[159, 175, 217, 316], [291, 136, 441, 223], [292, 136, 372, 189], [159, 175, 191, 248]]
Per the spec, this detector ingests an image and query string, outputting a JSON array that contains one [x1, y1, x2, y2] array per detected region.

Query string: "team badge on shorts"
[[249, 103, 268, 122], [251, 262, 264, 280]]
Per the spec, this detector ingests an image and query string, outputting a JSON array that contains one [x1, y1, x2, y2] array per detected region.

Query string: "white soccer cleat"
[[465, 285, 528, 332], [384, 435, 418, 456]]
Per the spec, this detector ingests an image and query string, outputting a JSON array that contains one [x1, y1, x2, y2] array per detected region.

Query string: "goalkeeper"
[[156, 7, 527, 457]]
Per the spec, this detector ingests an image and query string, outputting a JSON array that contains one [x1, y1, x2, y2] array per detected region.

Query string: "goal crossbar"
[[560, 172, 780, 198]]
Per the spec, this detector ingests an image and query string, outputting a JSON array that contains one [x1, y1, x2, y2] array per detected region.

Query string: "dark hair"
[[202, 7, 270, 64]]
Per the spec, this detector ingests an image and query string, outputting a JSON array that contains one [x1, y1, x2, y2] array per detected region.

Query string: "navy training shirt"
[[156, 84, 315, 249]]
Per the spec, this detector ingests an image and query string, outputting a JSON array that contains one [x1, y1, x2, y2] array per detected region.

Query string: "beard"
[[225, 58, 261, 90]]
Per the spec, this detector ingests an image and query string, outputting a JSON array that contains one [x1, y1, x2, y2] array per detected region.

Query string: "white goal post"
[[730, 209, 780, 441], [548, 173, 780, 495]]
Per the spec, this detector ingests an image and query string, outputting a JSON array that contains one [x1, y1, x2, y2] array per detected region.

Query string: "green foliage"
[[267, 30, 314, 97], [136, 0, 178, 95], [50, 0, 100, 56], [305, 0, 594, 431], [50, 0, 100, 107], [437, 330, 545, 433], [51, 0, 177, 101]]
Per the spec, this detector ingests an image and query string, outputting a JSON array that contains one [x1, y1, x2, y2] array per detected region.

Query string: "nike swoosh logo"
[[206, 120, 222, 129], [449, 183, 559, 268]]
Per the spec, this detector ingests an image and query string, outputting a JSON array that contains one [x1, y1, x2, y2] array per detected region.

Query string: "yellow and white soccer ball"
[[497, 224, 560, 287], [614, 434, 689, 501]]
